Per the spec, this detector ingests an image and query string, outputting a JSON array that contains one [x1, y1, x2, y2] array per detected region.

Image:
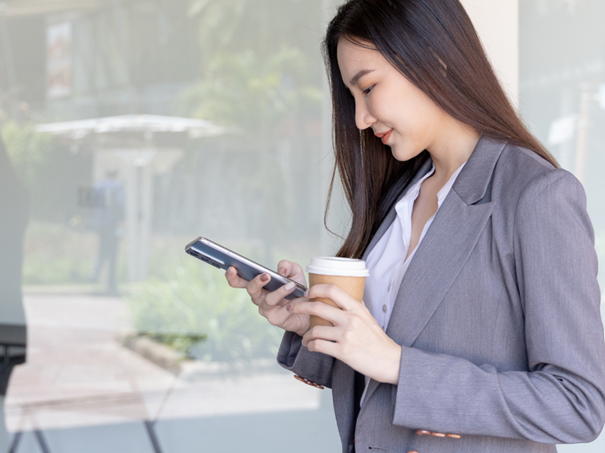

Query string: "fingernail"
[[285, 282, 295, 291], [286, 304, 293, 312], [278, 268, 285, 275], [261, 274, 269, 282]]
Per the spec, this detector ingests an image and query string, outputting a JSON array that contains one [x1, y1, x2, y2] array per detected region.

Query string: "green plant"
[[126, 256, 283, 362], [179, 48, 322, 133], [1, 120, 53, 188], [134, 332, 208, 357], [188, 0, 320, 66]]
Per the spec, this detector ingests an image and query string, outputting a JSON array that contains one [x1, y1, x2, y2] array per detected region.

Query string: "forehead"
[[337, 38, 384, 83]]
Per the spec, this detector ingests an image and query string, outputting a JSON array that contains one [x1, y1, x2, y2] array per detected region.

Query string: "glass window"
[[1, 0, 604, 451]]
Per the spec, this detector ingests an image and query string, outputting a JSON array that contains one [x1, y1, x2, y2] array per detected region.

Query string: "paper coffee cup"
[[306, 257, 369, 329]]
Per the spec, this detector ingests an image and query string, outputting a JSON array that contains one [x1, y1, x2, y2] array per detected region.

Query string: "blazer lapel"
[[361, 135, 507, 405], [333, 156, 433, 428], [386, 196, 495, 344]]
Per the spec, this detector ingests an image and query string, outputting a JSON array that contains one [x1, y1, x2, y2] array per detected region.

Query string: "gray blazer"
[[277, 135, 605, 453]]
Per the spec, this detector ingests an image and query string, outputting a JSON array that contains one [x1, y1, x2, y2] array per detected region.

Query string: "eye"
[[362, 85, 375, 95]]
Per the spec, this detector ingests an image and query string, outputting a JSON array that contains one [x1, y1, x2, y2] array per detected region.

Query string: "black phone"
[[185, 237, 307, 300]]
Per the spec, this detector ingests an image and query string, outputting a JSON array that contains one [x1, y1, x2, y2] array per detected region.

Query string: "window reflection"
[[1, 0, 338, 451]]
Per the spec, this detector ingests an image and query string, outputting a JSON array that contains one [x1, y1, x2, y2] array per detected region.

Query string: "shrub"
[[126, 256, 283, 362]]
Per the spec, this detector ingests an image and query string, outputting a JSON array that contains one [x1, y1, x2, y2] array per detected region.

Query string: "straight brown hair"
[[323, 0, 559, 259]]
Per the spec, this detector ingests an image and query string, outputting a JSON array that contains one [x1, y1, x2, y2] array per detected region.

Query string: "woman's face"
[[337, 38, 447, 161]]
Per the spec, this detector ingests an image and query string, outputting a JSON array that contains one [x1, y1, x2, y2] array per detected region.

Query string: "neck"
[[427, 117, 480, 182]]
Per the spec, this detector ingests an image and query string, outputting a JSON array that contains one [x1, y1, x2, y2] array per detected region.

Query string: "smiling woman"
[[225, 1, 605, 453], [323, 0, 557, 260]]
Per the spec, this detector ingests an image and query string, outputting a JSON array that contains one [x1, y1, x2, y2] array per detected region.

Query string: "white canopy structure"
[[36, 114, 225, 139]]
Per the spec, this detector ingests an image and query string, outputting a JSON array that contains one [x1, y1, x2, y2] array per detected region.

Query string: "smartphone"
[[185, 237, 307, 300]]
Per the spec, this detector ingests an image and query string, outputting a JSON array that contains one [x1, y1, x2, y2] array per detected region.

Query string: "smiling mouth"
[[375, 129, 393, 145]]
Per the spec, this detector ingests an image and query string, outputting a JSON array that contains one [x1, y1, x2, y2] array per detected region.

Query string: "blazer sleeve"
[[277, 330, 335, 388], [391, 169, 605, 443]]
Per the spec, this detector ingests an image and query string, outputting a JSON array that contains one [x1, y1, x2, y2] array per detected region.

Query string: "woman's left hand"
[[287, 284, 402, 385]]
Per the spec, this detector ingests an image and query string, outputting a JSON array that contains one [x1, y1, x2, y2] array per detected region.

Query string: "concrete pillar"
[[460, 0, 520, 108]]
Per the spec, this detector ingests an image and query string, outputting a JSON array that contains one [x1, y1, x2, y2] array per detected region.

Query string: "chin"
[[390, 143, 426, 162], [390, 146, 415, 162]]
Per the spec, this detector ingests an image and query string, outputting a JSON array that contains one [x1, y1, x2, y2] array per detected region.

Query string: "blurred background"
[[0, 0, 603, 452]]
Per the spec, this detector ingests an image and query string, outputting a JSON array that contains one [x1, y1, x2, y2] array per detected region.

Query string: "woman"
[[226, 0, 605, 452]]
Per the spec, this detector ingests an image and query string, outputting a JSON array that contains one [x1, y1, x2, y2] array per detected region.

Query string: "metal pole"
[[140, 159, 153, 280], [125, 159, 139, 281]]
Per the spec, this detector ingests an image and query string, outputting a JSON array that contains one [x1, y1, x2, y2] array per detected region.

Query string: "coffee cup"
[[306, 257, 369, 329]]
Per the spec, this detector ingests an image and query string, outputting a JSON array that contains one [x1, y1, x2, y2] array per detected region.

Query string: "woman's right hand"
[[224, 260, 310, 337]]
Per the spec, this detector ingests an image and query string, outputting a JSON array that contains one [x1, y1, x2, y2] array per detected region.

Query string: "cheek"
[[366, 95, 388, 122], [395, 97, 438, 142], [374, 87, 424, 130]]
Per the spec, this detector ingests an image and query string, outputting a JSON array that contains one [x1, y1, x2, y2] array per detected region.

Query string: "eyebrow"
[[349, 69, 375, 87]]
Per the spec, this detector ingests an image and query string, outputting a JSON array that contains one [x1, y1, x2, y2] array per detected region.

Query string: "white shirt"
[[360, 159, 467, 406]]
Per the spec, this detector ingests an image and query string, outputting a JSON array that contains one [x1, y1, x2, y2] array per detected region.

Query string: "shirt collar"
[[396, 159, 468, 211], [436, 160, 467, 207]]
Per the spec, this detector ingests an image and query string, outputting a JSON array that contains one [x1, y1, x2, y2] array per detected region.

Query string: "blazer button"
[[416, 429, 461, 439], [293, 374, 324, 389]]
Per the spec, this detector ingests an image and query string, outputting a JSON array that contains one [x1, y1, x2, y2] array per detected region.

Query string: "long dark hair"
[[323, 0, 559, 259]]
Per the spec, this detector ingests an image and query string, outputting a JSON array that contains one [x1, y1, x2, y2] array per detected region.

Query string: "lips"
[[375, 129, 393, 145]]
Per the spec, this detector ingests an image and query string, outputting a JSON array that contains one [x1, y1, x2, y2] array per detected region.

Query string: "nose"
[[354, 100, 376, 131]]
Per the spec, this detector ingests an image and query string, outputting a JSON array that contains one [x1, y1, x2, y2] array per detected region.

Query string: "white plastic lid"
[[306, 257, 369, 277]]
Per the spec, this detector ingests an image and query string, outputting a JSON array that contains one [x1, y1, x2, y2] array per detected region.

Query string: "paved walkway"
[[3, 291, 339, 453]]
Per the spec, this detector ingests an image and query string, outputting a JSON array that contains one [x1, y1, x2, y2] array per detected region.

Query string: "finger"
[[302, 325, 338, 347], [276, 260, 292, 276], [306, 284, 358, 311], [264, 281, 300, 307], [225, 266, 248, 289], [289, 301, 344, 325], [305, 338, 338, 357], [245, 272, 272, 299], [277, 260, 307, 285]]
